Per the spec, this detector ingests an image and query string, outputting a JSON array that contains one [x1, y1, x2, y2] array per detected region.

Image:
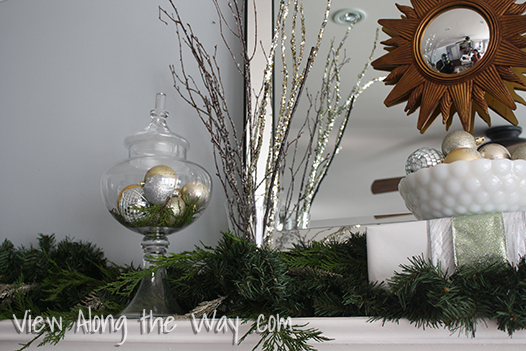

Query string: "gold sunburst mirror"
[[372, 0, 526, 134]]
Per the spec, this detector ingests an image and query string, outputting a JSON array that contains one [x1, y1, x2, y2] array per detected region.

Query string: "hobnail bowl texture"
[[399, 158, 526, 220]]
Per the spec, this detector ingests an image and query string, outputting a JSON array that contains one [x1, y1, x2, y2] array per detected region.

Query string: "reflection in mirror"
[[421, 8, 489, 74]]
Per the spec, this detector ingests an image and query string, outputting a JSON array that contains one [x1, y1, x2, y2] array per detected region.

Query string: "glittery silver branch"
[[260, 0, 331, 245], [161, 0, 332, 244], [279, 27, 385, 230]]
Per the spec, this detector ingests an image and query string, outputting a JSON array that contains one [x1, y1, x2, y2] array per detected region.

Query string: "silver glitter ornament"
[[441, 130, 477, 156], [143, 174, 176, 205], [405, 147, 444, 175], [512, 143, 526, 160], [167, 197, 186, 222], [182, 180, 210, 209], [118, 186, 150, 223], [479, 143, 511, 160]]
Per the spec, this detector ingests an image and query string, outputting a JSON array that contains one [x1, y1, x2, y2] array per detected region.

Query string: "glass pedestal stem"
[[120, 233, 182, 318]]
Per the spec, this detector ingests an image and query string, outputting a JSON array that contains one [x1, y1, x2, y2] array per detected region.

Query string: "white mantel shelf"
[[1, 317, 526, 351]]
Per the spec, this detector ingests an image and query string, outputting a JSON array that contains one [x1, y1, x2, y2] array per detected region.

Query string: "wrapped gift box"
[[366, 212, 526, 283]]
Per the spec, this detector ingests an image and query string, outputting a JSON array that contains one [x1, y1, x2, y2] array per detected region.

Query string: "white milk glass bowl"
[[399, 158, 526, 220]]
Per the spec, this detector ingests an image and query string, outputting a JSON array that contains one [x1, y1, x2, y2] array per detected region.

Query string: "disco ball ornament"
[[118, 185, 150, 223], [101, 93, 212, 318], [405, 147, 444, 175]]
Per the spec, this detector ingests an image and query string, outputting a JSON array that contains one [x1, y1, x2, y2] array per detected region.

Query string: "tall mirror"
[[257, 0, 526, 230]]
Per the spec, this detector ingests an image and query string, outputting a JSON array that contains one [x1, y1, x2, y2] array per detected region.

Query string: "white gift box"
[[366, 221, 428, 284], [366, 212, 526, 283]]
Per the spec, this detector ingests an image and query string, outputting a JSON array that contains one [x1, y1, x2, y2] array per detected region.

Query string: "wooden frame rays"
[[372, 0, 526, 134]]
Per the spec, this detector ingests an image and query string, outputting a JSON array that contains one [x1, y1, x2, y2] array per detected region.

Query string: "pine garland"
[[1, 232, 526, 351]]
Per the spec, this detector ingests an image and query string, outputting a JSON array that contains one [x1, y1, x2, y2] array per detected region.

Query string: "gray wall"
[[0, 0, 241, 265]]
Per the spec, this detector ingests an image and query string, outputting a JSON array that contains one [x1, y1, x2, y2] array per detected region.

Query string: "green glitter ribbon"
[[452, 213, 507, 267]]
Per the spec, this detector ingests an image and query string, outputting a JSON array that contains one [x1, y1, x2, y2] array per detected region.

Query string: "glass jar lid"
[[124, 92, 190, 159]]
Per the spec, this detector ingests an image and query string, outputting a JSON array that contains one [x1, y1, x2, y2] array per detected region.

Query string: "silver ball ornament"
[[405, 147, 444, 175], [167, 197, 186, 222], [182, 180, 210, 209], [511, 143, 526, 160], [441, 130, 476, 156], [118, 186, 150, 223], [479, 143, 510, 160], [143, 174, 176, 205]]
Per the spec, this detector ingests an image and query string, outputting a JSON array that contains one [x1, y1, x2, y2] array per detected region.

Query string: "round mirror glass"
[[421, 8, 490, 75]]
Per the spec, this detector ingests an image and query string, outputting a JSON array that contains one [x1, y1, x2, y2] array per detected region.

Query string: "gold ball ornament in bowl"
[[511, 144, 526, 160], [167, 197, 186, 222], [479, 144, 511, 160], [182, 180, 210, 209], [441, 130, 477, 156], [443, 148, 481, 163]]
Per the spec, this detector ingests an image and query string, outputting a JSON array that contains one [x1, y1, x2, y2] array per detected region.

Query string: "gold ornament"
[[182, 180, 210, 209], [441, 131, 476, 156], [117, 184, 142, 209], [511, 143, 526, 160], [443, 148, 481, 163], [167, 196, 186, 222], [144, 165, 177, 181], [479, 144, 511, 160]]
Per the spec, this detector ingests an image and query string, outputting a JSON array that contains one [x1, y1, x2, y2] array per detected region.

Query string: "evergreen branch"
[[240, 319, 331, 351], [101, 268, 155, 296], [17, 312, 77, 351], [42, 266, 98, 302]]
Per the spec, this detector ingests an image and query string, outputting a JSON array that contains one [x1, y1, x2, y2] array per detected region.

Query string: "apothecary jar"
[[101, 92, 212, 236]]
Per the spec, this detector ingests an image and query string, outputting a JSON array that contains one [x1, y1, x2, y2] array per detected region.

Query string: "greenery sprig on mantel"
[[1, 233, 526, 351]]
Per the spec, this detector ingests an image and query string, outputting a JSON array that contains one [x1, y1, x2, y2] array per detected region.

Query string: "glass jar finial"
[[153, 92, 168, 118]]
